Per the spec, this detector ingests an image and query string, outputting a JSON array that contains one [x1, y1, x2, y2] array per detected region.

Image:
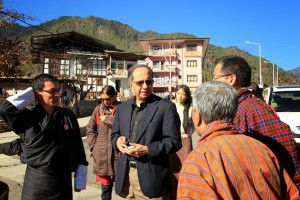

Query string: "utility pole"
[[169, 41, 172, 99]]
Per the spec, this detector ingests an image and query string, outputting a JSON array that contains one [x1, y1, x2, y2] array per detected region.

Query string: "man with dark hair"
[[213, 55, 300, 187], [0, 73, 88, 200], [111, 64, 181, 199], [177, 81, 300, 199]]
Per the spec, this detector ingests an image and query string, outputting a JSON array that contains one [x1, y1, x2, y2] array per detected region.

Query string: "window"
[[96, 78, 102, 86], [49, 59, 61, 76], [92, 59, 106, 76], [187, 75, 198, 82], [187, 60, 197, 67], [152, 46, 159, 50], [153, 61, 159, 68], [59, 59, 70, 76], [75, 59, 83, 75], [43, 56, 71, 77], [127, 64, 133, 70], [270, 91, 300, 112], [186, 44, 197, 51], [111, 63, 117, 70]]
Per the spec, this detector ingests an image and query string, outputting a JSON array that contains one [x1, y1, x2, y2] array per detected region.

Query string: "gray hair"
[[192, 81, 238, 124], [128, 64, 153, 82]]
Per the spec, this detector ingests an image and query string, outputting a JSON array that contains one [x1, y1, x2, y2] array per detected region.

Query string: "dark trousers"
[[101, 184, 113, 200]]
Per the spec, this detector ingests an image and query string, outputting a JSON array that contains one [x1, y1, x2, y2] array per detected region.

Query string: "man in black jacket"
[[0, 74, 88, 200], [111, 64, 182, 199]]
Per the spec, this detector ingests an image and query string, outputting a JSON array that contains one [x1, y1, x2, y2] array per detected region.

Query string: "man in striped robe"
[[177, 81, 300, 200]]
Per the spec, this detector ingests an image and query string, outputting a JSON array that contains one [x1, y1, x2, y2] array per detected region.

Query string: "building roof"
[[31, 31, 148, 62], [105, 50, 148, 61], [31, 31, 117, 52]]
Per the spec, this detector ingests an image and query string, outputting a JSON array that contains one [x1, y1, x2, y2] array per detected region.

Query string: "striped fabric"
[[177, 121, 300, 200], [169, 137, 193, 200], [235, 89, 300, 185]]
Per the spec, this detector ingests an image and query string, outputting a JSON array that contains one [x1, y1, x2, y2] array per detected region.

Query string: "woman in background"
[[169, 84, 194, 200], [86, 85, 120, 200]]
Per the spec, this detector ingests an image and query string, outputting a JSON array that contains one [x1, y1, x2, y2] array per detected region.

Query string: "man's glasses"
[[132, 79, 154, 87], [212, 74, 233, 80], [42, 88, 60, 95]]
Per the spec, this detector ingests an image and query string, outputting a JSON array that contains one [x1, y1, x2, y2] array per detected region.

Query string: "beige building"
[[140, 38, 209, 97]]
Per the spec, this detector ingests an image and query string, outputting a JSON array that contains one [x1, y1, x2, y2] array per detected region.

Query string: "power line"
[[0, 10, 53, 35]]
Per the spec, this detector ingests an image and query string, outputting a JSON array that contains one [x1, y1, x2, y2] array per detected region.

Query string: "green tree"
[[0, 1, 35, 77]]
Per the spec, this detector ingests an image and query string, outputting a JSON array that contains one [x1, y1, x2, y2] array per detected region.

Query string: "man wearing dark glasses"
[[111, 64, 181, 199], [0, 73, 88, 200]]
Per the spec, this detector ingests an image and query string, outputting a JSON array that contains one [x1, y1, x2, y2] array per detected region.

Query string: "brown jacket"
[[86, 102, 120, 176]]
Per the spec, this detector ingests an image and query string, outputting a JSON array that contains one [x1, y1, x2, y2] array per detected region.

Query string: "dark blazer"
[[111, 94, 182, 198]]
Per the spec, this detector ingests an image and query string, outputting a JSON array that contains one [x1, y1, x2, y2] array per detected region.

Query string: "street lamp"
[[264, 61, 275, 86], [245, 41, 262, 86]]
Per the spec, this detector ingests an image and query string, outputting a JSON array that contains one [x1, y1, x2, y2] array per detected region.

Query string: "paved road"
[[0, 136, 107, 200]]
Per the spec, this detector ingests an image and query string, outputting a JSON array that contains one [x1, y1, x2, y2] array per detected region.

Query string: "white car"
[[263, 86, 300, 143]]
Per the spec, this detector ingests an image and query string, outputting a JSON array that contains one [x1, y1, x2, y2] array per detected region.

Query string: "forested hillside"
[[1, 16, 299, 85]]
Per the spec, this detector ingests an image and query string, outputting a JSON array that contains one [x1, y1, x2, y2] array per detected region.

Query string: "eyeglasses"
[[131, 79, 154, 87], [212, 74, 233, 80], [101, 97, 112, 101], [42, 88, 60, 95]]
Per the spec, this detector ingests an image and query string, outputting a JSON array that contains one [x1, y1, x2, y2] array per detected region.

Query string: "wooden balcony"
[[111, 69, 128, 79], [148, 49, 177, 56]]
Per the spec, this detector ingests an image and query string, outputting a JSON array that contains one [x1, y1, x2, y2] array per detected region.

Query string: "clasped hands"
[[116, 136, 148, 158]]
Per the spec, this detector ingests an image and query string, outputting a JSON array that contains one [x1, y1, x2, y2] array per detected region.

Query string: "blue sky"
[[3, 0, 300, 71]]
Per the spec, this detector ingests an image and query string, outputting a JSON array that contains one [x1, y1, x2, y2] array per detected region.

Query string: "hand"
[[116, 136, 129, 153], [100, 115, 106, 122], [124, 142, 148, 158]]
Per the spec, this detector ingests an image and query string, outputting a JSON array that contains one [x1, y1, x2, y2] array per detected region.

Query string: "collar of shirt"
[[237, 87, 250, 97], [199, 121, 237, 142], [132, 97, 148, 109]]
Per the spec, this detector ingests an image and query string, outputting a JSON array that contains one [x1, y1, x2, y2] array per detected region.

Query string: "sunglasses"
[[42, 88, 61, 95], [101, 96, 113, 101], [132, 79, 154, 87]]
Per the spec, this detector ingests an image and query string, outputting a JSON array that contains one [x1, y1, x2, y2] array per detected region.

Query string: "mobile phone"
[[125, 140, 135, 150], [125, 139, 131, 146]]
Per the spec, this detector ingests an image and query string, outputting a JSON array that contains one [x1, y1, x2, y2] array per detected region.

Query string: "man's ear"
[[226, 74, 237, 87], [193, 109, 202, 127], [35, 91, 42, 101]]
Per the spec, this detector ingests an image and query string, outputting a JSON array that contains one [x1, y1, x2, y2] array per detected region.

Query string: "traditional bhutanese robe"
[[0, 88, 88, 200], [177, 121, 300, 200], [236, 88, 300, 186]]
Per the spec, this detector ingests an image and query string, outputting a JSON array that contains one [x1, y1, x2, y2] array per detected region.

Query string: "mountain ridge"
[[1, 16, 299, 85]]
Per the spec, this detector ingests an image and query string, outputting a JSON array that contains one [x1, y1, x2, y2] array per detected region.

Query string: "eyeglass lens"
[[42, 88, 60, 95], [134, 80, 153, 86]]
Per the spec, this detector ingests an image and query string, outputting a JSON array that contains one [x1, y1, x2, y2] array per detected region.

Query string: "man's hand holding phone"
[[125, 140, 135, 150], [116, 137, 134, 153]]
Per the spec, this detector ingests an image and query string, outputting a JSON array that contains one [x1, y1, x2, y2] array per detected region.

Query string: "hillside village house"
[[31, 31, 147, 103], [140, 38, 209, 98], [1, 33, 209, 111]]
